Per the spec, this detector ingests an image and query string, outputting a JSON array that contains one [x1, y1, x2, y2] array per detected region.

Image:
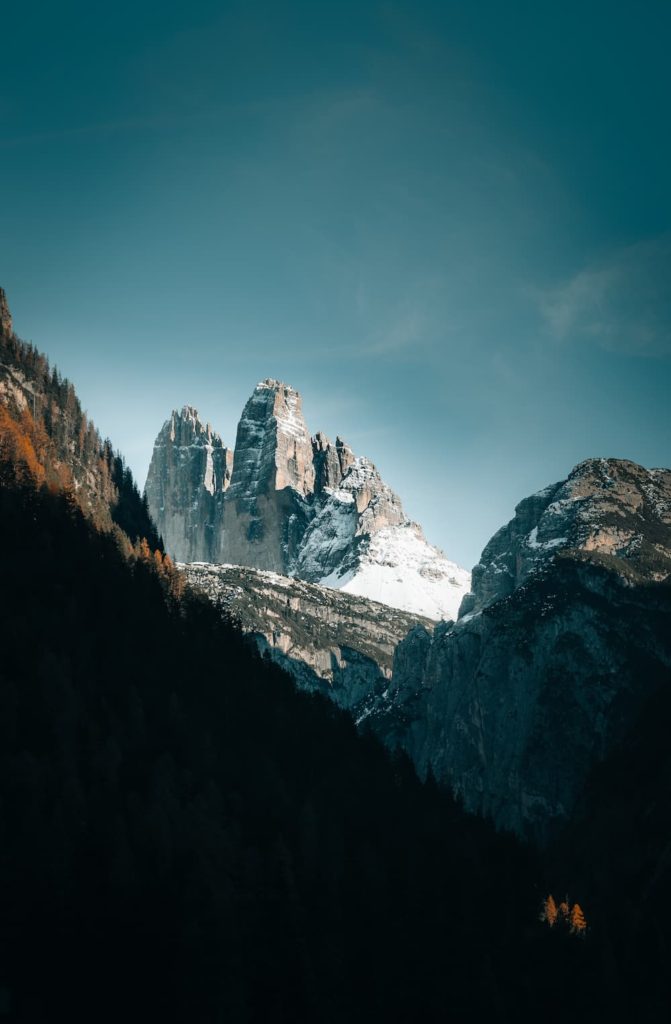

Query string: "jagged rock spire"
[[228, 379, 316, 499], [145, 406, 232, 563], [312, 432, 355, 492], [220, 380, 316, 571]]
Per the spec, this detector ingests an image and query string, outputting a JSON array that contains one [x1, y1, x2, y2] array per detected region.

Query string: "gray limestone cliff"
[[312, 432, 355, 492], [369, 458, 671, 843], [180, 561, 433, 714], [293, 456, 406, 582], [144, 407, 232, 562], [218, 380, 316, 572]]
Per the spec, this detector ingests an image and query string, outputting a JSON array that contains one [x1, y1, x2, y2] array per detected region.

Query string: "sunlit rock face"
[[146, 379, 470, 618], [293, 455, 470, 621], [369, 458, 671, 843], [461, 458, 671, 617], [312, 432, 355, 493], [144, 406, 232, 562], [180, 561, 434, 714], [227, 379, 316, 499], [217, 380, 317, 572]]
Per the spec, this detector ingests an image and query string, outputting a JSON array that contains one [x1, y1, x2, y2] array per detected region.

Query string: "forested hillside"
[[0, 291, 160, 548], [0, 443, 534, 1022]]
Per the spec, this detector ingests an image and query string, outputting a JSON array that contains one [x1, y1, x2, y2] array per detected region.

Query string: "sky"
[[1, 0, 670, 568]]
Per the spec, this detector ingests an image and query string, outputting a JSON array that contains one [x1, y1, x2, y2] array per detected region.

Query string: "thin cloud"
[[539, 236, 671, 357], [365, 308, 427, 356]]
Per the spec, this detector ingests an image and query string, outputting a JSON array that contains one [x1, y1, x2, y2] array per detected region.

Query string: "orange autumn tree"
[[540, 895, 587, 936], [570, 903, 587, 936], [0, 406, 45, 485], [540, 895, 558, 927]]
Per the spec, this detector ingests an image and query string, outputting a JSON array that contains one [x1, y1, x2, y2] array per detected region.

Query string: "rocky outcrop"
[[218, 380, 316, 572], [312, 432, 355, 492], [144, 407, 232, 562], [294, 456, 404, 581], [370, 458, 671, 843], [295, 458, 470, 620], [146, 379, 470, 618], [460, 458, 671, 616], [227, 379, 315, 499], [180, 561, 433, 714]]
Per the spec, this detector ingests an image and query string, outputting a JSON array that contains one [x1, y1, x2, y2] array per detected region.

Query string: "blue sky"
[[1, 0, 669, 567]]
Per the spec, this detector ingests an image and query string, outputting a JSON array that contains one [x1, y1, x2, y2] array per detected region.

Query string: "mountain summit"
[[146, 379, 469, 619], [144, 406, 232, 563], [461, 456, 671, 617]]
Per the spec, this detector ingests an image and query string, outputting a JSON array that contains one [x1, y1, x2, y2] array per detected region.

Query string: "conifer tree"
[[570, 903, 587, 936], [541, 895, 558, 927]]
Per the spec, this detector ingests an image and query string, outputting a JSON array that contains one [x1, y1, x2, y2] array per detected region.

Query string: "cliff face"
[[371, 458, 671, 842], [180, 561, 434, 714], [146, 379, 470, 618], [145, 407, 232, 562], [228, 379, 316, 497], [312, 432, 354, 493], [217, 380, 316, 572]]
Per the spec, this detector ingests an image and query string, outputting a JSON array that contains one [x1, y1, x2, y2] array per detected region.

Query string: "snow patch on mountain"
[[319, 522, 471, 621]]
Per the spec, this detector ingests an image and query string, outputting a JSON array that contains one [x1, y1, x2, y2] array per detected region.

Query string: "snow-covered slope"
[[294, 456, 470, 620], [320, 523, 471, 621]]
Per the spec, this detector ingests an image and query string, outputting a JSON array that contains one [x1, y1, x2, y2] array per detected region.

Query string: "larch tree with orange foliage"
[[570, 903, 587, 936], [539, 894, 588, 937], [540, 895, 558, 927]]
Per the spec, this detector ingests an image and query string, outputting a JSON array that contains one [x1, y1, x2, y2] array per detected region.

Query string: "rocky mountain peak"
[[146, 379, 470, 616], [338, 457, 406, 530], [291, 453, 470, 620], [461, 456, 671, 617], [0, 288, 12, 337], [165, 406, 222, 453], [144, 405, 233, 562], [228, 378, 315, 500], [312, 431, 355, 492]]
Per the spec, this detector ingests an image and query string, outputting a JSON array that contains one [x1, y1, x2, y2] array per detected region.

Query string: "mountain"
[[180, 561, 434, 715], [146, 379, 469, 620], [144, 406, 232, 562], [367, 458, 671, 842], [461, 456, 671, 616], [293, 455, 470, 620], [219, 379, 318, 572]]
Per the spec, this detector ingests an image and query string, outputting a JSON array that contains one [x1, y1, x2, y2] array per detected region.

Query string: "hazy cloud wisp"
[[539, 236, 671, 357]]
